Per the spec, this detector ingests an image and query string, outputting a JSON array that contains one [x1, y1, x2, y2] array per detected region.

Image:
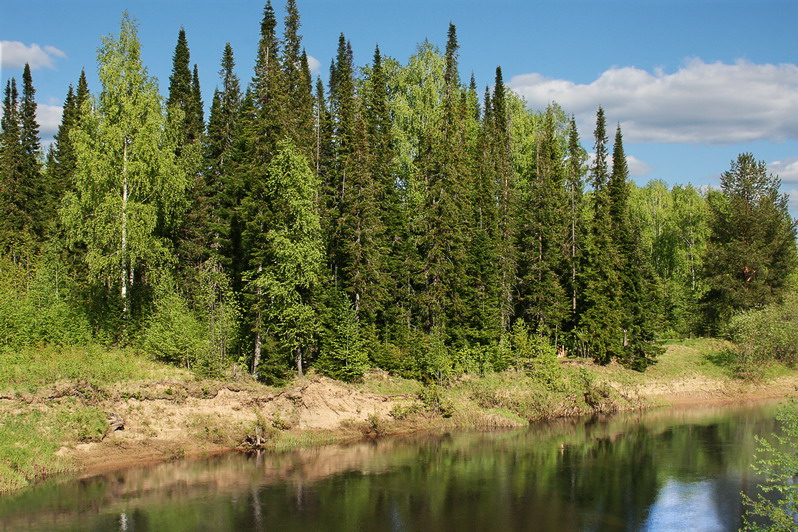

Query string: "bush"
[[726, 288, 798, 378], [510, 320, 563, 388], [742, 401, 798, 530], [0, 253, 92, 349], [316, 297, 370, 382]]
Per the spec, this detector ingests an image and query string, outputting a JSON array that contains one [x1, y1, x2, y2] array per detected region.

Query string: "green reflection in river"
[[0, 402, 780, 532]]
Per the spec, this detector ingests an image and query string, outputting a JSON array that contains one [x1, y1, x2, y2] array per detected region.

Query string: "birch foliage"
[[62, 13, 188, 318]]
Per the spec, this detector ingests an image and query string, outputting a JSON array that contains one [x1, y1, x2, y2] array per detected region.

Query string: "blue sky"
[[2, 0, 798, 211]]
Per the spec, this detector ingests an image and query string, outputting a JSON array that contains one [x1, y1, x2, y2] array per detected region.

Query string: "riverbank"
[[1, 338, 796, 493]]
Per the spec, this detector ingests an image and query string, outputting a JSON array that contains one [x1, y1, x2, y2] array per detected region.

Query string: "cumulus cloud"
[[37, 103, 63, 139], [587, 153, 652, 178], [306, 54, 321, 75], [768, 158, 798, 186], [0, 41, 66, 70], [508, 59, 798, 145]]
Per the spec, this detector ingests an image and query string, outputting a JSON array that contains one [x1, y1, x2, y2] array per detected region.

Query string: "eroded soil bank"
[[2, 340, 797, 490]]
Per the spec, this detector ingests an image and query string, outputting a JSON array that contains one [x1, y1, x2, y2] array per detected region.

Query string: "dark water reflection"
[[0, 402, 782, 531]]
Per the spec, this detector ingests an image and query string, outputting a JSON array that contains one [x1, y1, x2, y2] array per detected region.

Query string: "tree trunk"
[[296, 347, 303, 378], [121, 140, 129, 316]]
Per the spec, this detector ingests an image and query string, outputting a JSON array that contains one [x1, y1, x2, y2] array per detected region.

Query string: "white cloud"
[[37, 103, 63, 139], [508, 59, 798, 145], [306, 54, 321, 75], [587, 153, 652, 178], [0, 41, 66, 70], [769, 158, 798, 186]]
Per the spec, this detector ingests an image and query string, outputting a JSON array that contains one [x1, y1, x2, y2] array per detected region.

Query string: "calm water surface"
[[0, 402, 783, 531]]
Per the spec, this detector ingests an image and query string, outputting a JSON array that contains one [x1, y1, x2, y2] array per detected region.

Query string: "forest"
[[1, 0, 796, 385]]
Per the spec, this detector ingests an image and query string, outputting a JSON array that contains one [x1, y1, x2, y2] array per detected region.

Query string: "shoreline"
[[3, 339, 798, 494], [67, 370, 798, 482]]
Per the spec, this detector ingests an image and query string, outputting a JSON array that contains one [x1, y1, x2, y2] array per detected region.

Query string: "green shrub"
[[726, 288, 798, 378], [742, 401, 798, 530], [316, 297, 370, 382], [0, 254, 92, 349]]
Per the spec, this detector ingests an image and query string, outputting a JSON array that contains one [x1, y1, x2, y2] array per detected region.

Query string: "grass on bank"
[[0, 338, 794, 493]]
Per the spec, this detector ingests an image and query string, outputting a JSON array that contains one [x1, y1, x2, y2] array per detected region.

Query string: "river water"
[[0, 402, 784, 531]]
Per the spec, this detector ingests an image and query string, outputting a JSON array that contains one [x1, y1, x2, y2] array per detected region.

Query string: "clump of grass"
[[0, 345, 179, 394], [0, 403, 107, 492]]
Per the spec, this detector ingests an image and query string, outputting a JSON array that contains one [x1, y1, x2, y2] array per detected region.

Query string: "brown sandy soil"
[[55, 367, 798, 479], [63, 375, 413, 475]]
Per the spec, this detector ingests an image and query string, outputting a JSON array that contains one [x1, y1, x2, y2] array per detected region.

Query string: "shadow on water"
[[0, 401, 783, 532]]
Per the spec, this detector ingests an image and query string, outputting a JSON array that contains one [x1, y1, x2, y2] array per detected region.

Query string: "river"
[[0, 401, 784, 531]]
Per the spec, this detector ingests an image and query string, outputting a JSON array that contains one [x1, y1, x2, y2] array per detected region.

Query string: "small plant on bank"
[[742, 401, 798, 531]]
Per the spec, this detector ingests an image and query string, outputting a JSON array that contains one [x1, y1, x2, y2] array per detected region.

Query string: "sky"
[[2, 0, 798, 212]]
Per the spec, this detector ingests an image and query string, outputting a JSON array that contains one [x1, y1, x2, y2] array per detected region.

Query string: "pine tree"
[[703, 153, 797, 331]]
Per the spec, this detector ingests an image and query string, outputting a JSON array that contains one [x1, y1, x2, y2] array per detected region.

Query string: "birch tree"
[[62, 13, 187, 325]]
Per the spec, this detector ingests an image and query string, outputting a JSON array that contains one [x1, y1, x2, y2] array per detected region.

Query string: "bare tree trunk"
[[296, 348, 303, 378], [121, 140, 129, 316], [252, 264, 263, 377]]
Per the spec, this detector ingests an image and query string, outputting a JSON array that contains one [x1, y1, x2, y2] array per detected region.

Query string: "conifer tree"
[[575, 107, 622, 363], [281, 0, 314, 157], [206, 43, 243, 266], [246, 140, 322, 379], [249, 0, 285, 163], [610, 124, 660, 368], [0, 78, 33, 253], [517, 106, 570, 340], [491, 66, 516, 335], [703, 153, 797, 331], [565, 116, 586, 323], [416, 24, 470, 335], [45, 71, 90, 234], [167, 28, 202, 144], [20, 64, 45, 239], [465, 86, 501, 342]]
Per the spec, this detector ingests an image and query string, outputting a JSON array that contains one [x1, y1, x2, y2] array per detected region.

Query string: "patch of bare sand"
[[67, 376, 402, 474], [63, 371, 798, 477]]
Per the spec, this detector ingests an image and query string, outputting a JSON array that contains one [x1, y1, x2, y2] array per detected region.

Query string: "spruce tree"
[[46, 72, 90, 232], [20, 64, 45, 239], [565, 116, 586, 324], [245, 140, 323, 379], [206, 43, 243, 266], [0, 78, 33, 254], [610, 124, 660, 368], [575, 107, 622, 363], [464, 86, 501, 343], [167, 28, 201, 145], [491, 66, 516, 336], [281, 0, 314, 157], [517, 106, 570, 341], [416, 24, 470, 335]]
